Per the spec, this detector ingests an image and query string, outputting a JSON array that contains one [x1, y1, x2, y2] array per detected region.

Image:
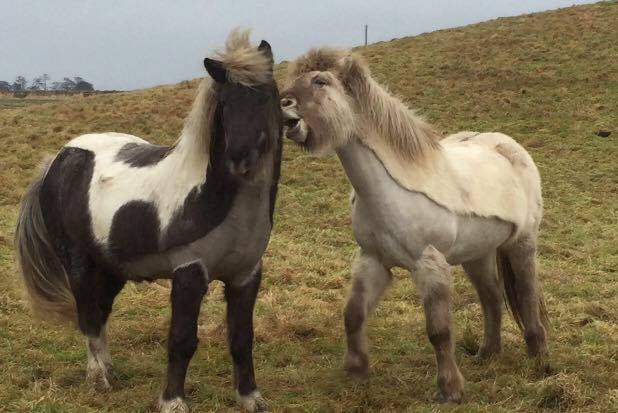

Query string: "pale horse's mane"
[[177, 28, 273, 169], [289, 48, 442, 163]]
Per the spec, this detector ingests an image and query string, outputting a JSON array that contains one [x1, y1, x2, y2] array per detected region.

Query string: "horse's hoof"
[[86, 366, 112, 391], [344, 352, 369, 379], [433, 389, 463, 404], [158, 396, 190, 413], [237, 390, 269, 412], [435, 369, 464, 404], [475, 345, 500, 361]]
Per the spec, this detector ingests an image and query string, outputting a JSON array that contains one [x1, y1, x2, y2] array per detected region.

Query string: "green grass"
[[1, 2, 617, 412]]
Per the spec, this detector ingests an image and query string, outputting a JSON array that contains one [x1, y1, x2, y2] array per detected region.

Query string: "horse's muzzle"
[[226, 159, 253, 178], [282, 111, 308, 143]]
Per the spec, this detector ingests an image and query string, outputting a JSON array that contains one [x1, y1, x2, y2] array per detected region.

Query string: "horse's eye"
[[313, 76, 328, 87]]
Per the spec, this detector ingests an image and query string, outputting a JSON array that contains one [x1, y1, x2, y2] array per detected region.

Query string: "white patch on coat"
[[66, 132, 209, 247], [236, 390, 268, 412], [86, 325, 112, 389], [158, 396, 189, 413]]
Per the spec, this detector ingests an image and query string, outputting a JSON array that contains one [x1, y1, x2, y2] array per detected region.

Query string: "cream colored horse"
[[280, 48, 549, 403]]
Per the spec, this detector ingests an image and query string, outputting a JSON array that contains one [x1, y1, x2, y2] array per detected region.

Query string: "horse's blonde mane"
[[177, 77, 218, 159], [290, 48, 441, 162], [214, 28, 273, 86]]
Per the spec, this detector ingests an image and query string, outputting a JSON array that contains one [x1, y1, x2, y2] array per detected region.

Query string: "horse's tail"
[[496, 250, 550, 332], [15, 158, 77, 325]]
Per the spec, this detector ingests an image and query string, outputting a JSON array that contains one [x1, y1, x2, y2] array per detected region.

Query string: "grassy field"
[[0, 96, 66, 111], [0, 2, 616, 412]]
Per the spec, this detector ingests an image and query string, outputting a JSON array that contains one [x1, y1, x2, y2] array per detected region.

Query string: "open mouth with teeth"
[[283, 115, 310, 145], [285, 118, 300, 131]]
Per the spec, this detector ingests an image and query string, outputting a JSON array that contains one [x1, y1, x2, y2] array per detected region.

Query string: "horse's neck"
[[336, 138, 395, 200]]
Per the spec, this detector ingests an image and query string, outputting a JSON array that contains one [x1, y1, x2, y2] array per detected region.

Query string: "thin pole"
[[364, 24, 368, 46]]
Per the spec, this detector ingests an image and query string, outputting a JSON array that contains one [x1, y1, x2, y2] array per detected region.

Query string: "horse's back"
[[66, 132, 148, 153], [443, 132, 537, 173], [442, 131, 542, 235]]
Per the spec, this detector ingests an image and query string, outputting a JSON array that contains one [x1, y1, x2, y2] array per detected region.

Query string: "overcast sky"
[[1, 0, 597, 90]]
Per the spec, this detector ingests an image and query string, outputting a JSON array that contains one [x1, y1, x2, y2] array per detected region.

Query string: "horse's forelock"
[[213, 28, 273, 86]]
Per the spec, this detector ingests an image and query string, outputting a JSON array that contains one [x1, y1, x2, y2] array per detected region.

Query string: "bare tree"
[[74, 79, 94, 91], [30, 77, 45, 91], [13, 76, 27, 91], [61, 77, 76, 91]]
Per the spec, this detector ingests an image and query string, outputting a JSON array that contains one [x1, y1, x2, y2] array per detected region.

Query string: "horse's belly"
[[444, 215, 513, 264]]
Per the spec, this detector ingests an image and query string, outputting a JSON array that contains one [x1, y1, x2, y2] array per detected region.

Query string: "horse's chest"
[[349, 188, 461, 268], [351, 196, 417, 268], [168, 184, 273, 282], [214, 217, 272, 278]]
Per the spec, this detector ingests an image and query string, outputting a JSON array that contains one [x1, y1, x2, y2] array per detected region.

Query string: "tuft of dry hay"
[[535, 372, 592, 410]]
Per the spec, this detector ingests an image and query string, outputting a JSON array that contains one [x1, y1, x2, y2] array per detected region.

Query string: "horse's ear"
[[204, 58, 227, 83], [338, 54, 366, 87], [258, 40, 274, 64], [338, 55, 354, 73]]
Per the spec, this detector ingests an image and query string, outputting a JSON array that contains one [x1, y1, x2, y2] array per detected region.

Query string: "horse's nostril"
[[281, 98, 295, 108], [227, 159, 251, 177]]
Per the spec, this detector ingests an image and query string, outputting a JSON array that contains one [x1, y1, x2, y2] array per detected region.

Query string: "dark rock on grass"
[[595, 130, 611, 137]]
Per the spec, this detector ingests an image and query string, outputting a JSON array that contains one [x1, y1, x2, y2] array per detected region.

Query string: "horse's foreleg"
[[224, 263, 268, 413], [344, 250, 392, 378], [412, 246, 464, 403], [462, 252, 503, 359], [160, 262, 208, 413]]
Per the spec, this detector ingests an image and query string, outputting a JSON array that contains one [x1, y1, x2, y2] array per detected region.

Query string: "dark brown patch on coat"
[[108, 201, 160, 260], [115, 142, 171, 167], [495, 143, 526, 167]]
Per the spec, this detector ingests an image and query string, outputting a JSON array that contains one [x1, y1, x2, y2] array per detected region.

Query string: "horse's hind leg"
[[86, 272, 125, 387], [159, 262, 208, 413], [69, 250, 125, 389], [225, 263, 268, 412], [412, 246, 464, 403], [343, 250, 392, 378], [462, 252, 503, 358], [502, 236, 548, 357]]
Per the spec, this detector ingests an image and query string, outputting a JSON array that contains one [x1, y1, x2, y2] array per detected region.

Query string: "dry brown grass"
[[1, 2, 617, 412]]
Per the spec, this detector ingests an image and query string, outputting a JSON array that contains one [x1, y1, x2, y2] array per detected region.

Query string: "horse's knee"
[[344, 284, 366, 334], [428, 330, 452, 352], [169, 335, 198, 362]]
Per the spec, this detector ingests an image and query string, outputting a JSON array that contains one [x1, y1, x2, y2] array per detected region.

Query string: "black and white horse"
[[15, 30, 281, 412]]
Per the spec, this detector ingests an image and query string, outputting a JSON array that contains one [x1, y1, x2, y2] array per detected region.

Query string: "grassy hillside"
[[0, 2, 616, 412]]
